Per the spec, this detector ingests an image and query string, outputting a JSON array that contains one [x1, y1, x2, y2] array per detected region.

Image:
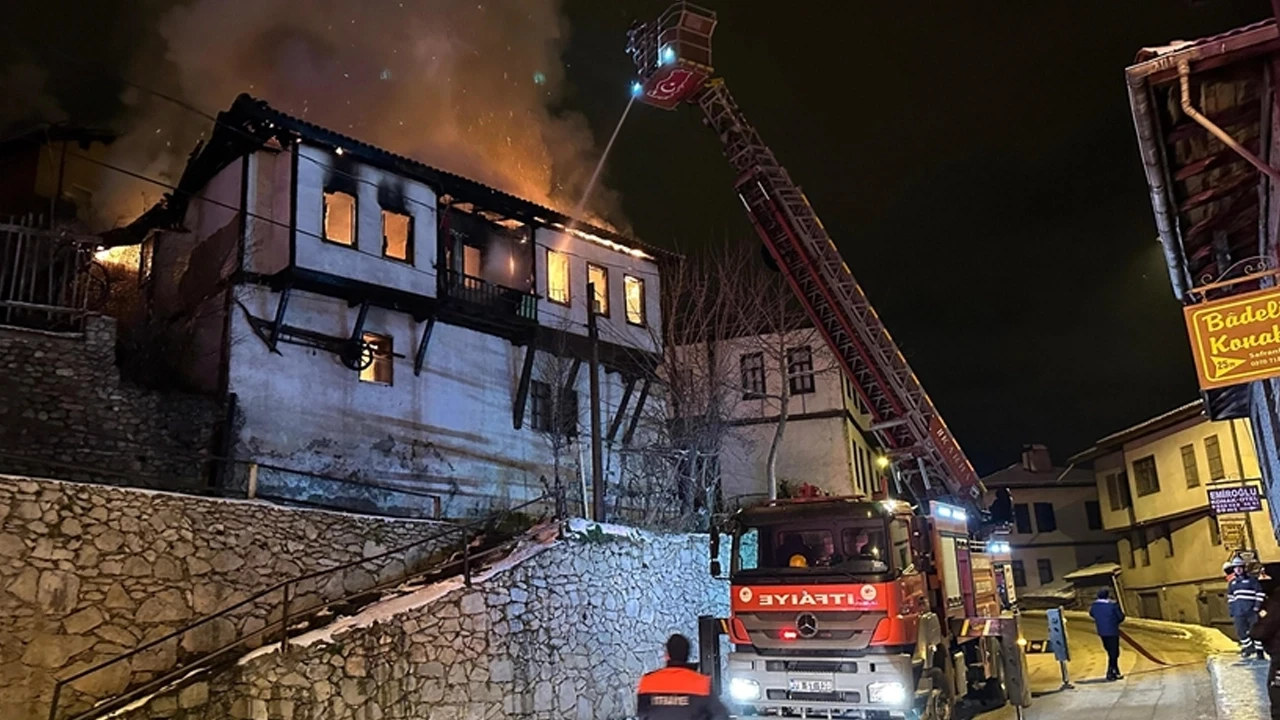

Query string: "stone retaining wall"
[[0, 314, 221, 489], [0, 475, 455, 720], [117, 520, 728, 720]]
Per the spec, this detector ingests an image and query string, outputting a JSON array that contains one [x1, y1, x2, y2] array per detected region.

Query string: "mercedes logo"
[[796, 613, 818, 638]]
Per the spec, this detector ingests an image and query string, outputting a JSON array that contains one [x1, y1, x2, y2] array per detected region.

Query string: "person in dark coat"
[[636, 634, 730, 720], [1229, 556, 1267, 659], [1089, 587, 1126, 681], [1249, 584, 1280, 719]]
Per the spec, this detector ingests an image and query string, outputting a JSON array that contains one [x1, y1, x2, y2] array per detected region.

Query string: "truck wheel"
[[923, 667, 954, 720]]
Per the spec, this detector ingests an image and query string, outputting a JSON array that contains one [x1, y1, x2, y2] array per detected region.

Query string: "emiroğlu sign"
[[1184, 286, 1280, 390], [732, 584, 885, 612]]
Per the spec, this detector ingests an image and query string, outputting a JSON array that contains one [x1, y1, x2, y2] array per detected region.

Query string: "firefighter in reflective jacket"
[[637, 634, 730, 720], [1228, 556, 1267, 659]]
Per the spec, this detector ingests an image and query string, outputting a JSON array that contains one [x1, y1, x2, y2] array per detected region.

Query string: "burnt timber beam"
[[414, 314, 437, 376], [268, 285, 292, 354], [607, 376, 638, 443], [513, 344, 537, 430], [621, 377, 651, 446]]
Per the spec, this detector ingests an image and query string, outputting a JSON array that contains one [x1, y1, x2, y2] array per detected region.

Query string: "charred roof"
[[103, 93, 670, 260]]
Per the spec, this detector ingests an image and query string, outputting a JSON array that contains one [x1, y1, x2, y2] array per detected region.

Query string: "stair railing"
[[46, 492, 556, 720]]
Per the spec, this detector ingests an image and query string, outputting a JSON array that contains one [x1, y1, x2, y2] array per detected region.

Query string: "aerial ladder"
[[625, 3, 984, 517], [626, 7, 1030, 719]]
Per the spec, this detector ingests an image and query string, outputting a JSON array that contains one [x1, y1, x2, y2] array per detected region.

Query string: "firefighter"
[[1250, 584, 1280, 719], [636, 634, 730, 720], [1228, 556, 1266, 659]]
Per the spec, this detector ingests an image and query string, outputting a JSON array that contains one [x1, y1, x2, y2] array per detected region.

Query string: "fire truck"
[[624, 4, 1031, 718]]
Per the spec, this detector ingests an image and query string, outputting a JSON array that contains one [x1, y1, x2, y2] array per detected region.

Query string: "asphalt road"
[[969, 611, 1238, 720]]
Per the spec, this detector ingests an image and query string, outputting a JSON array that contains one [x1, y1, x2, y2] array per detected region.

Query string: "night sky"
[[4, 0, 1275, 474], [559, 0, 1271, 472]]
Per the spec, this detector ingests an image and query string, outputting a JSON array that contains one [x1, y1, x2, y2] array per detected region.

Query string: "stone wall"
[[0, 475, 456, 720], [0, 315, 222, 489], [117, 520, 728, 720]]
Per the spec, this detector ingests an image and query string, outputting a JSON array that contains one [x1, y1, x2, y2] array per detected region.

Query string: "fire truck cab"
[[715, 497, 1027, 719]]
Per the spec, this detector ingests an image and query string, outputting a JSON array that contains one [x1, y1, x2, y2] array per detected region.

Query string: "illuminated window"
[[323, 191, 356, 246], [624, 275, 645, 325], [358, 332, 393, 385], [587, 263, 609, 316], [382, 210, 412, 262], [463, 245, 482, 278], [547, 250, 570, 305]]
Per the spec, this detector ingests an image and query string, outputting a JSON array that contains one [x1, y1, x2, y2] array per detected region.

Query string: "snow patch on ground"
[[238, 525, 559, 666], [1208, 654, 1269, 720], [96, 667, 208, 720], [566, 517, 645, 541]]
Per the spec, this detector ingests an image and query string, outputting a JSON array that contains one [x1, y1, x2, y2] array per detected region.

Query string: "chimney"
[[1021, 444, 1052, 473]]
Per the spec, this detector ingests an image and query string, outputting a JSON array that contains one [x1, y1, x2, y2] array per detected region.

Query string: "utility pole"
[[588, 282, 605, 522]]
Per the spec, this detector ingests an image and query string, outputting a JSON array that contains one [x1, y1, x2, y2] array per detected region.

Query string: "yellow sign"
[[1219, 517, 1248, 551], [1184, 285, 1280, 390]]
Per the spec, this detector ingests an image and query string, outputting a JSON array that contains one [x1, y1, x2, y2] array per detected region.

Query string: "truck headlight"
[[729, 677, 761, 702], [867, 681, 907, 705]]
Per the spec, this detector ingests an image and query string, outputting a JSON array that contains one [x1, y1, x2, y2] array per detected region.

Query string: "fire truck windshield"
[[731, 517, 906, 580]]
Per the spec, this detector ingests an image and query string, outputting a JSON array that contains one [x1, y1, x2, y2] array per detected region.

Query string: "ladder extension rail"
[[694, 80, 982, 506]]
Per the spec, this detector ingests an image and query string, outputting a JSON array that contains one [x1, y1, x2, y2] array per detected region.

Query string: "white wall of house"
[[244, 146, 292, 276], [228, 284, 642, 517], [290, 143, 439, 294], [149, 130, 666, 517], [535, 227, 661, 354], [675, 330, 885, 504]]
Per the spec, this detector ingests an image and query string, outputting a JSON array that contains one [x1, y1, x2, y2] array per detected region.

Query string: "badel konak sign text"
[[1184, 285, 1280, 390]]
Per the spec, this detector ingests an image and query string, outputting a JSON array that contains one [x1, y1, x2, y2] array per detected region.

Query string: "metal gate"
[[0, 215, 106, 332]]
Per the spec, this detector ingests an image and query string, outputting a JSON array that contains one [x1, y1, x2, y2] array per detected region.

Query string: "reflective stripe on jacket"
[[636, 666, 729, 720], [1228, 575, 1265, 617]]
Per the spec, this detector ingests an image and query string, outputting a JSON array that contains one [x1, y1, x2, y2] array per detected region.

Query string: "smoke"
[[94, 0, 624, 230], [0, 63, 67, 129]]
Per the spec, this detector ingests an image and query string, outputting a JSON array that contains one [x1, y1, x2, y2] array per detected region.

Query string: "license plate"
[[788, 679, 834, 693]]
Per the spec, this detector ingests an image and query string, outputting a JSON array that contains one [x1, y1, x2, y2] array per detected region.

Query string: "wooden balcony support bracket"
[[348, 300, 371, 342], [267, 285, 292, 354], [566, 358, 583, 389], [622, 377, 651, 446], [607, 375, 638, 443], [513, 344, 537, 430], [414, 312, 437, 377]]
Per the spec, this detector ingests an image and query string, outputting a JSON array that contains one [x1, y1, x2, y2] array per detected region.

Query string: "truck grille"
[[766, 690, 863, 703], [765, 660, 858, 673]]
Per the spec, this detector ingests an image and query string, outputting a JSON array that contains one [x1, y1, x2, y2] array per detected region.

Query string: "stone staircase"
[[46, 502, 552, 720]]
